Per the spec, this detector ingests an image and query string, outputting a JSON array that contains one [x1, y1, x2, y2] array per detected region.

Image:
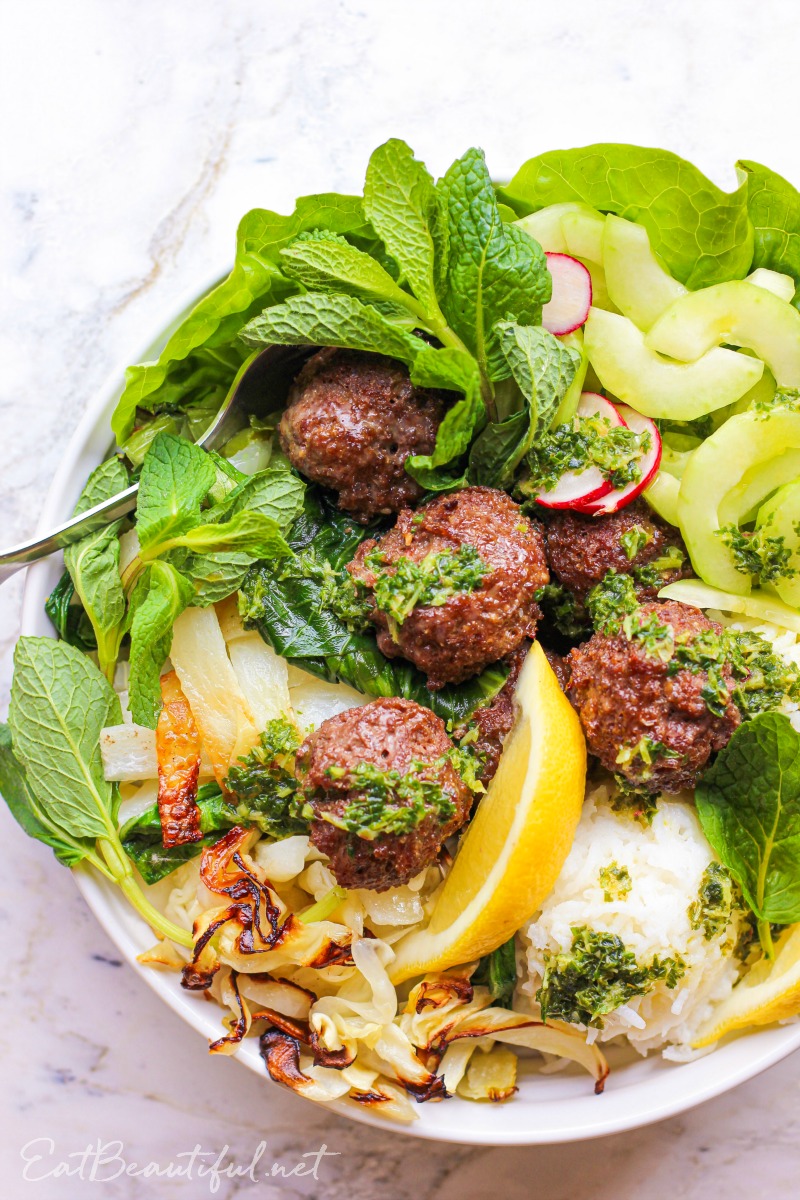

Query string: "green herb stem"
[[299, 886, 348, 924], [98, 837, 194, 948]]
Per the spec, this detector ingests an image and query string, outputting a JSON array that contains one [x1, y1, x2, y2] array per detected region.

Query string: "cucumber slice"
[[514, 203, 583, 253], [678, 408, 800, 594], [603, 215, 686, 330], [584, 308, 764, 419], [550, 330, 588, 427], [659, 578, 800, 634], [719, 449, 800, 526], [644, 471, 680, 526], [747, 267, 796, 303], [561, 208, 605, 264], [755, 481, 800, 607], [646, 281, 800, 387]]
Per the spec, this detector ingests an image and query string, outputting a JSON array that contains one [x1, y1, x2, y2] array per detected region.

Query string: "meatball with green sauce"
[[543, 499, 692, 605], [348, 487, 549, 688], [297, 698, 472, 892], [567, 596, 740, 793]]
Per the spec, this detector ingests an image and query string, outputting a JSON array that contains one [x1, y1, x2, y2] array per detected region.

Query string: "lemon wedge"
[[692, 925, 800, 1048], [388, 642, 586, 984]]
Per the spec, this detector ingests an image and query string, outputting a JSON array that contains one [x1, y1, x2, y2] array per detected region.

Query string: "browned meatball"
[[567, 600, 740, 793], [298, 698, 472, 892], [348, 487, 549, 689], [544, 499, 692, 603], [278, 348, 448, 522]]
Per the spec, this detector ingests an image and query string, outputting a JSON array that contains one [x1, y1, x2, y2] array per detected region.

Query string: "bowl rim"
[[18, 267, 800, 1146]]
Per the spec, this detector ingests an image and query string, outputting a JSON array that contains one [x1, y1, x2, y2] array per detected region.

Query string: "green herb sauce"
[[224, 718, 309, 839], [528, 415, 651, 493], [536, 925, 685, 1028], [688, 862, 736, 941], [598, 862, 632, 903], [364, 543, 489, 631]]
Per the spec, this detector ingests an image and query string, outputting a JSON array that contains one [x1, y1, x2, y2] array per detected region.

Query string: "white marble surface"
[[3, 1, 800, 1194]]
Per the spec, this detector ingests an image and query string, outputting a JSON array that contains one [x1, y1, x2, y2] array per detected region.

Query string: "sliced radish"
[[542, 253, 593, 335], [574, 404, 662, 515], [534, 392, 625, 510]]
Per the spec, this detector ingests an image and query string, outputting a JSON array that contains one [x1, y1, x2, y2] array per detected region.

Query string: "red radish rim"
[[574, 404, 662, 515], [542, 252, 592, 336], [534, 393, 626, 509]]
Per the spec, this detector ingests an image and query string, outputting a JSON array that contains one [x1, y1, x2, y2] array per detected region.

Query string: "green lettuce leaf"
[[136, 432, 216, 553], [469, 323, 580, 488], [127, 562, 196, 728], [696, 712, 800, 949], [111, 193, 372, 442], [439, 148, 551, 380], [738, 160, 800, 308], [63, 458, 130, 682], [499, 143, 754, 289]]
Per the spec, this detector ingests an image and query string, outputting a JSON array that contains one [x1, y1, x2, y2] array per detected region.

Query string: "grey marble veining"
[[3, 1, 800, 1195]]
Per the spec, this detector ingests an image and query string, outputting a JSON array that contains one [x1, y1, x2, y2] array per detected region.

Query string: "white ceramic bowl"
[[19, 274, 800, 1145]]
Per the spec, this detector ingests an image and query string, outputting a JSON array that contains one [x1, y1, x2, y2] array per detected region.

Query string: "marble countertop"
[[3, 1, 800, 1195]]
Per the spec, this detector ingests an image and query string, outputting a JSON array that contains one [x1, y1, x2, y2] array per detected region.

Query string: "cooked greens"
[[689, 862, 737, 941]]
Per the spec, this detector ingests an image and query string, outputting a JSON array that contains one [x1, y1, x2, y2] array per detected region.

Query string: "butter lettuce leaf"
[[738, 160, 800, 309], [111, 193, 372, 442], [499, 143, 754, 289]]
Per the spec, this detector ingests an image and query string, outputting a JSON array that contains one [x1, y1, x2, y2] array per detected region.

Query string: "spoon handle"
[[0, 484, 139, 583]]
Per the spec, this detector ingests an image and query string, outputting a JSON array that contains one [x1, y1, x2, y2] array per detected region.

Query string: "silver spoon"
[[0, 343, 311, 585]]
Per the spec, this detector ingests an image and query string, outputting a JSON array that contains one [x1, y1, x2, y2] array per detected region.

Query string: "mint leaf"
[[500, 144, 754, 289], [738, 160, 800, 309], [5, 638, 193, 947], [128, 562, 195, 728], [0, 723, 93, 867], [168, 550, 255, 607], [158, 509, 292, 559], [280, 230, 419, 314], [404, 346, 485, 490], [439, 148, 550, 381], [240, 291, 425, 363], [111, 193, 371, 442], [469, 323, 580, 488], [363, 138, 448, 318], [214, 463, 306, 527], [696, 712, 800, 926], [63, 458, 129, 681], [136, 433, 216, 553], [8, 638, 121, 841]]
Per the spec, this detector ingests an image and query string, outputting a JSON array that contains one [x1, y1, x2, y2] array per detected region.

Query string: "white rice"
[[518, 784, 744, 1058]]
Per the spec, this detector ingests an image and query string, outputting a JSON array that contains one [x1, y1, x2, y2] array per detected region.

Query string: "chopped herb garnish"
[[619, 525, 652, 561], [535, 581, 591, 641], [727, 629, 800, 718], [224, 718, 308, 839], [753, 387, 800, 418], [527, 415, 651, 493], [363, 543, 489, 633], [610, 778, 660, 825], [585, 570, 639, 635], [615, 736, 681, 779], [598, 862, 632, 903], [689, 862, 736, 941], [718, 524, 795, 585], [537, 925, 685, 1028], [310, 758, 457, 840]]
